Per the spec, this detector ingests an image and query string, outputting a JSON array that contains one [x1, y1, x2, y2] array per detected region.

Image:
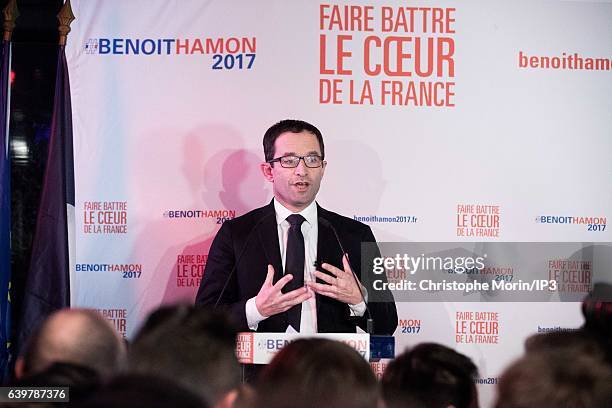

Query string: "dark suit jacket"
[[195, 201, 398, 335]]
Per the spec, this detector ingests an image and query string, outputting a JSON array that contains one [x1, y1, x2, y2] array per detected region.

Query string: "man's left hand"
[[308, 254, 363, 305]]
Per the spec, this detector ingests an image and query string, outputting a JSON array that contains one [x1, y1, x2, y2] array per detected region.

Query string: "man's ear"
[[14, 356, 25, 379], [260, 163, 274, 182]]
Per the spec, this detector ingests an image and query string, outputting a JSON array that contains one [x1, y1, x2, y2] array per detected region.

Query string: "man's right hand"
[[255, 265, 312, 317]]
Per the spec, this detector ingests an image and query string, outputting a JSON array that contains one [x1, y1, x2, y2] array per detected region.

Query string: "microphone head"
[[318, 216, 332, 227]]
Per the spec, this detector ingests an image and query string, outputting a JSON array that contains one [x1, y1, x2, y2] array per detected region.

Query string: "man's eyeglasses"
[[268, 155, 324, 168]]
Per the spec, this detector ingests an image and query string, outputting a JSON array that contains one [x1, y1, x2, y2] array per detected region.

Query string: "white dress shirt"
[[245, 199, 366, 332]]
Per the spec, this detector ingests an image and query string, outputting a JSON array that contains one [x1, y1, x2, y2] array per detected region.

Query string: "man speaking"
[[196, 120, 397, 335]]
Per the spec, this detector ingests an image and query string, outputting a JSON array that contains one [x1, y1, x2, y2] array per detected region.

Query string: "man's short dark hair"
[[381, 343, 479, 408], [13, 362, 101, 403], [581, 282, 612, 360], [76, 374, 208, 408], [495, 350, 612, 408], [20, 308, 125, 379], [128, 305, 240, 407], [263, 119, 325, 162], [256, 338, 379, 408], [525, 330, 606, 361]]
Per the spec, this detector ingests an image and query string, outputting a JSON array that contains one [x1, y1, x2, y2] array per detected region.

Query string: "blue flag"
[[16, 45, 74, 357], [0, 38, 13, 382]]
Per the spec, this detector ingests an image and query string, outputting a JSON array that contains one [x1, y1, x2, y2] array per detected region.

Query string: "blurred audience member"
[[495, 349, 612, 408], [525, 329, 606, 361], [7, 362, 100, 407], [500, 284, 612, 408], [526, 282, 612, 365], [232, 384, 256, 408], [581, 282, 612, 362], [127, 305, 240, 408], [381, 343, 479, 408], [74, 374, 207, 408], [15, 308, 126, 380], [256, 338, 379, 408]]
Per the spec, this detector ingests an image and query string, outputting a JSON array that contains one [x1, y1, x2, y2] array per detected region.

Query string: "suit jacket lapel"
[[257, 201, 284, 283], [317, 205, 342, 264], [316, 205, 341, 316]]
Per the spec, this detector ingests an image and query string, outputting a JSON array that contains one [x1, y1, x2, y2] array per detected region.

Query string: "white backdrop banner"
[[66, 1, 611, 406]]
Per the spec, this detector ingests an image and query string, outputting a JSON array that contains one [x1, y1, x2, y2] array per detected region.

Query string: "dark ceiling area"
[[10, 0, 63, 44]]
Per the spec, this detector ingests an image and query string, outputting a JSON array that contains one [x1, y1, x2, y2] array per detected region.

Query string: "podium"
[[236, 332, 395, 364]]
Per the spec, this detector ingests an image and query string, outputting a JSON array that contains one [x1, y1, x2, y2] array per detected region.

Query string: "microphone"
[[213, 212, 274, 309], [318, 216, 374, 334]]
